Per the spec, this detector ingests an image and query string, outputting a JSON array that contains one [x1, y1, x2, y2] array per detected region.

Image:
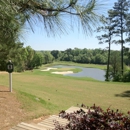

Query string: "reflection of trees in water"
[[115, 90, 130, 98]]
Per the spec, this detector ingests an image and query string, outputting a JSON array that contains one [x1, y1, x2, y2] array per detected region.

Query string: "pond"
[[52, 65, 106, 81]]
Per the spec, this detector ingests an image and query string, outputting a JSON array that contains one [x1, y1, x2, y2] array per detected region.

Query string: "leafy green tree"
[[81, 54, 91, 63], [73, 48, 81, 56], [51, 50, 60, 60], [43, 51, 54, 64], [66, 49, 74, 61], [57, 51, 63, 61], [76, 54, 82, 63], [60, 48, 74, 61], [31, 52, 43, 68], [123, 47, 130, 66], [94, 54, 106, 64], [109, 51, 122, 81], [51, 48, 108, 64], [12, 47, 28, 72], [62, 53, 69, 61], [92, 48, 102, 56], [25, 46, 35, 69]]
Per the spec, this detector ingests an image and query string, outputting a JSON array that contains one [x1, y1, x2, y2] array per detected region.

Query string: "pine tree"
[[109, 0, 129, 75], [96, 16, 116, 81]]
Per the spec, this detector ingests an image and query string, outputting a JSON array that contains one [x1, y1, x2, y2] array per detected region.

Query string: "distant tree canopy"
[[50, 48, 130, 66]]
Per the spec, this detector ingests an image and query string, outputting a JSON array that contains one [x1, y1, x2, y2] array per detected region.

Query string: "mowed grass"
[[44, 61, 107, 70], [0, 64, 130, 119]]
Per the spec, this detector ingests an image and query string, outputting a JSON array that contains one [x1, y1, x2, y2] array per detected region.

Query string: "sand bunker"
[[41, 67, 57, 71], [41, 67, 73, 75], [51, 71, 73, 75]]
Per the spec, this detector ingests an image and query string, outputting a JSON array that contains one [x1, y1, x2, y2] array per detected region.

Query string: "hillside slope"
[[0, 86, 26, 130]]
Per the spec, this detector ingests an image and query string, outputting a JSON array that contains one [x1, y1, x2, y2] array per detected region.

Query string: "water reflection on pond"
[[52, 65, 106, 81]]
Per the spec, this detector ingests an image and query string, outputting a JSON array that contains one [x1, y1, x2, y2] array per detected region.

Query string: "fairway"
[[0, 65, 130, 118]]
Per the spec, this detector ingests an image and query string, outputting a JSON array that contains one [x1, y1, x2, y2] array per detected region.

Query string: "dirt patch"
[[0, 71, 20, 74], [0, 72, 8, 74], [0, 85, 52, 130], [0, 86, 26, 130]]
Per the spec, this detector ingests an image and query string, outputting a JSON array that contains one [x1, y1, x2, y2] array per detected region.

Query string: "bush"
[[54, 104, 130, 130], [112, 73, 122, 82], [122, 70, 130, 82]]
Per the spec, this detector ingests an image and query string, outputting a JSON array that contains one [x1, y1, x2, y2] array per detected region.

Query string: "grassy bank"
[[0, 63, 130, 120], [43, 61, 107, 70]]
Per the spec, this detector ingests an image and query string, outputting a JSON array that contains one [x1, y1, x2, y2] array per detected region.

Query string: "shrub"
[[54, 104, 130, 130], [122, 70, 130, 82]]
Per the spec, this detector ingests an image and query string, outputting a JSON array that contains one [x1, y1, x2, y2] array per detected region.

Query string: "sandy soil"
[[0, 72, 20, 74], [0, 86, 26, 130], [0, 72, 8, 74], [41, 68, 73, 75], [51, 71, 73, 75], [41, 68, 57, 71]]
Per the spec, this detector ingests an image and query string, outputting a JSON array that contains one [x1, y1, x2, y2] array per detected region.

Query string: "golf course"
[[0, 62, 130, 119]]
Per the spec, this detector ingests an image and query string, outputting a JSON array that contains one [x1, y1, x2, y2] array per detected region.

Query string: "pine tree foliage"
[[108, 0, 129, 75], [0, 0, 104, 37], [96, 17, 116, 81]]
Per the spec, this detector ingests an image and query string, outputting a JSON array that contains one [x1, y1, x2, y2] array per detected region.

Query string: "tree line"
[[51, 48, 108, 64], [1, 43, 130, 73], [0, 44, 56, 72], [0, 40, 130, 82]]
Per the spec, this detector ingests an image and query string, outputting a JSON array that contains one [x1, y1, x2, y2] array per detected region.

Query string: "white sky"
[[22, 0, 130, 51]]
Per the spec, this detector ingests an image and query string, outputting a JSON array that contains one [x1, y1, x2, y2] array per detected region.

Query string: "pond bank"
[[48, 65, 106, 81]]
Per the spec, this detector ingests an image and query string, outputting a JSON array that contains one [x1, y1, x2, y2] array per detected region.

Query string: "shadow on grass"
[[115, 90, 130, 98]]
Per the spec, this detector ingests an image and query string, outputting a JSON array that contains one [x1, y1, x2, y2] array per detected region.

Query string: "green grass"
[[0, 63, 130, 119], [43, 61, 107, 70]]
